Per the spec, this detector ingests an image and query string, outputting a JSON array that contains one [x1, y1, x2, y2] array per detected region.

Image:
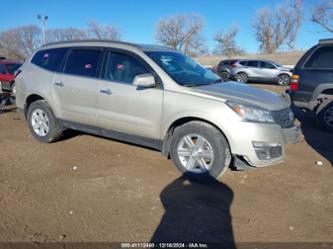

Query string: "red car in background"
[[0, 58, 22, 93]]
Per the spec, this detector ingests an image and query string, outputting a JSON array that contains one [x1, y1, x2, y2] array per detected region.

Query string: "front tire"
[[27, 100, 64, 143], [235, 72, 248, 83], [170, 121, 231, 179], [316, 101, 333, 132], [277, 74, 290, 86]]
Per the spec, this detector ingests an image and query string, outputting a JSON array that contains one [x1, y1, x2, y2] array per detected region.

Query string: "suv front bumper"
[[223, 121, 300, 168]]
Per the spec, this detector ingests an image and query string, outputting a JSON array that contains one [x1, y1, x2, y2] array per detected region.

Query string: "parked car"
[[15, 40, 299, 178], [287, 39, 333, 132], [0, 59, 22, 93], [230, 59, 292, 85], [216, 59, 239, 81]]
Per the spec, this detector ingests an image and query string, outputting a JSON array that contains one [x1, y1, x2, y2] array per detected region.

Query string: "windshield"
[[146, 51, 220, 86], [5, 63, 21, 74]]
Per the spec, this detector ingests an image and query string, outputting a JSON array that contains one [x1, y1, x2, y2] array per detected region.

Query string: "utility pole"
[[37, 14, 48, 45]]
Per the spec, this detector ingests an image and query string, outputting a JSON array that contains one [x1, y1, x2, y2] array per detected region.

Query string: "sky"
[[1, 0, 330, 53]]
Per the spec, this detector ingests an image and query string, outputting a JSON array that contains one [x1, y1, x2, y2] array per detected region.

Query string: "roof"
[[0, 59, 21, 64], [319, 38, 333, 44], [41, 39, 175, 52]]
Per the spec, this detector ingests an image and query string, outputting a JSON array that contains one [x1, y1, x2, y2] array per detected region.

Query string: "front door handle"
[[99, 89, 112, 95], [54, 82, 64, 87]]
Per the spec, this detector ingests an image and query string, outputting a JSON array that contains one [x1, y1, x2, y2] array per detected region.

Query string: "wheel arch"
[[161, 116, 231, 158], [24, 93, 47, 119]]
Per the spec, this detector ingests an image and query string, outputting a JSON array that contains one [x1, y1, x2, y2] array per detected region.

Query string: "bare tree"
[[87, 20, 122, 40], [45, 28, 87, 43], [155, 14, 207, 56], [253, 0, 304, 54], [214, 25, 244, 57], [0, 25, 40, 60], [312, 0, 333, 32], [288, 0, 303, 48]]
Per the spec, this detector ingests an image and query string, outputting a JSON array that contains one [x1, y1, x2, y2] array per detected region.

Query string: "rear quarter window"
[[304, 46, 333, 69], [31, 48, 68, 72]]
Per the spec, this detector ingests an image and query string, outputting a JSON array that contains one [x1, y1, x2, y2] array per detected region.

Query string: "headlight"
[[226, 101, 275, 123]]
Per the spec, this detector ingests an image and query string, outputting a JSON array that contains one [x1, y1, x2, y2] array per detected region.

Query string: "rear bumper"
[[286, 89, 314, 110]]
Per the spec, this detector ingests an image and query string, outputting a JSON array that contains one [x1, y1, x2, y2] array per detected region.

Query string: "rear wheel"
[[316, 101, 333, 132], [235, 72, 248, 83], [170, 121, 231, 179], [277, 74, 290, 86], [27, 100, 64, 143], [219, 71, 230, 81]]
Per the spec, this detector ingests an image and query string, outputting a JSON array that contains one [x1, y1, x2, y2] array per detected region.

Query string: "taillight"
[[14, 69, 22, 78], [231, 64, 237, 68], [290, 74, 299, 91]]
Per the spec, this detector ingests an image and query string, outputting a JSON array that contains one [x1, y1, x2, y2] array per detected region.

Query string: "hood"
[[190, 82, 289, 111], [277, 66, 292, 72]]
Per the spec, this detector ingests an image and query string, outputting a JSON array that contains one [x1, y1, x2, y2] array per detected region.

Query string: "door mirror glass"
[[133, 73, 156, 87]]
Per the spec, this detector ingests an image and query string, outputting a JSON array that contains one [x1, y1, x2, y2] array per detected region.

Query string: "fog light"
[[252, 142, 282, 160]]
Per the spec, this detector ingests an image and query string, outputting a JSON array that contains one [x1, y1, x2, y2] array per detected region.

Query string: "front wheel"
[[277, 74, 290, 86], [170, 121, 231, 179], [235, 72, 248, 83]]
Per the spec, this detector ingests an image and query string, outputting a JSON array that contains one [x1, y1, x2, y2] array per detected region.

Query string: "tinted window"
[[261, 61, 276, 69], [65, 49, 103, 77], [247, 61, 259, 67], [305, 46, 333, 68], [5, 63, 21, 74], [239, 61, 247, 66], [103, 51, 148, 84], [31, 48, 68, 72], [146, 51, 220, 86], [0, 64, 7, 74]]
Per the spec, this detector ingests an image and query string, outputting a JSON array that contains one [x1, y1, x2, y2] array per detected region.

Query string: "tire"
[[9, 82, 16, 105], [235, 72, 248, 83], [27, 100, 64, 143], [219, 71, 230, 81], [316, 101, 333, 132], [277, 74, 290, 86], [170, 121, 231, 179]]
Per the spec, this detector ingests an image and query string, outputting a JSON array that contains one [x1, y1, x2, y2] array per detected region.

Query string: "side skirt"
[[61, 120, 163, 151]]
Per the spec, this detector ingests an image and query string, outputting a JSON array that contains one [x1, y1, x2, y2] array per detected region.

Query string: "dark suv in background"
[[288, 39, 333, 132]]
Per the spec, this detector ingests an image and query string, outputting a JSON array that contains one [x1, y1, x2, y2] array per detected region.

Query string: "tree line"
[[1, 0, 332, 60]]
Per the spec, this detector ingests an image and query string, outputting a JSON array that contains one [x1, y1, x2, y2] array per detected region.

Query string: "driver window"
[[103, 51, 148, 84], [261, 61, 276, 69]]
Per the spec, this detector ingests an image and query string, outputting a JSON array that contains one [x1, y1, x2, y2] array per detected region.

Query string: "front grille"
[[272, 108, 294, 128]]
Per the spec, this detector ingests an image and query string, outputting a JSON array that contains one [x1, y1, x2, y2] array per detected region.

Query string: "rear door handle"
[[54, 82, 64, 87], [99, 89, 112, 95]]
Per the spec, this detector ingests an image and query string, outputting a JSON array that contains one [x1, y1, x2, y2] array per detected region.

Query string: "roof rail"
[[319, 38, 333, 44], [42, 39, 141, 48]]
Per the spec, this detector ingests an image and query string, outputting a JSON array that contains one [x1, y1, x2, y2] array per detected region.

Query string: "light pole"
[[37, 14, 48, 45]]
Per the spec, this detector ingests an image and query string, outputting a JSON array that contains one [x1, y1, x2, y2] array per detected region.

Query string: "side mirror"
[[133, 73, 156, 88]]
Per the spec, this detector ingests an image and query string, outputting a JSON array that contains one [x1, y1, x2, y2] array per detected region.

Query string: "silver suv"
[[230, 59, 292, 85], [15, 40, 299, 178]]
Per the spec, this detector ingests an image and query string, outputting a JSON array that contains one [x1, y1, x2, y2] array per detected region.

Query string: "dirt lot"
[[0, 83, 332, 246]]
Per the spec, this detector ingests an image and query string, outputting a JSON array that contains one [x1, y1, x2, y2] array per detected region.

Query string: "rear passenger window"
[[305, 46, 333, 68], [239, 61, 247, 66], [31, 48, 68, 72], [247, 61, 259, 67], [64, 49, 103, 77]]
